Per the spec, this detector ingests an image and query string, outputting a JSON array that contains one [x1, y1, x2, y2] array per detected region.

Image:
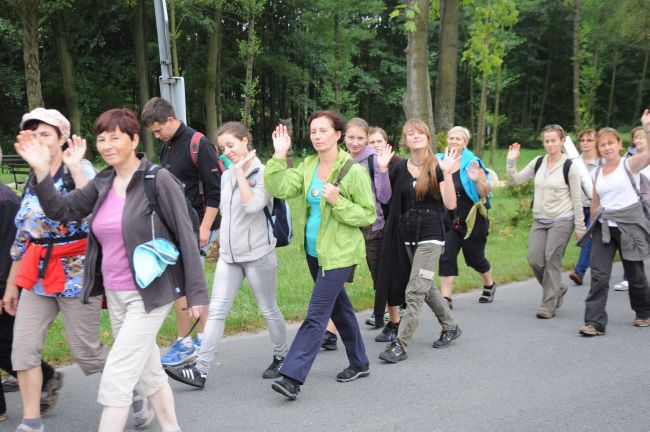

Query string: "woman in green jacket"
[[265, 111, 376, 400]]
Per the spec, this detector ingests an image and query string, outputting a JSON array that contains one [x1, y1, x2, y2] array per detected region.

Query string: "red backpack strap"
[[218, 158, 226, 173], [189, 132, 204, 166]]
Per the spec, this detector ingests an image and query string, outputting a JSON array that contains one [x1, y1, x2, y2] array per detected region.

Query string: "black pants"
[[0, 311, 54, 413], [585, 224, 650, 329], [439, 215, 491, 277]]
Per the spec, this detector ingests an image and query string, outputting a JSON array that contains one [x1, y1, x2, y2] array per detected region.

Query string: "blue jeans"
[[279, 255, 368, 384], [575, 208, 591, 276]]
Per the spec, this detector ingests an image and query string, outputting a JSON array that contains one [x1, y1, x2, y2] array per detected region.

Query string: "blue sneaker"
[[193, 336, 202, 351], [161, 340, 196, 366]]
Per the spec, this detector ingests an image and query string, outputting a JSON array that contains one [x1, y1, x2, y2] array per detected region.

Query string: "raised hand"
[[642, 109, 650, 130], [272, 124, 291, 158], [63, 134, 87, 168], [14, 130, 52, 177], [507, 143, 521, 161], [466, 160, 481, 182], [376, 142, 394, 172], [232, 149, 257, 172], [438, 146, 460, 174]]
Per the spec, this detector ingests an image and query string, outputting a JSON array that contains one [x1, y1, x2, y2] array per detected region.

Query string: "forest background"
[[0, 0, 648, 163]]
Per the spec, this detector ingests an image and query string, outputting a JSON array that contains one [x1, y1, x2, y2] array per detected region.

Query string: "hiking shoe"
[[634, 318, 650, 327], [444, 296, 453, 310], [2, 376, 18, 393], [579, 324, 605, 336], [164, 363, 206, 388], [0, 411, 6, 421], [375, 322, 399, 342], [14, 423, 44, 432], [271, 377, 300, 400], [379, 341, 408, 363], [614, 280, 629, 291], [336, 363, 370, 382], [536, 309, 555, 319], [262, 355, 285, 379], [569, 272, 583, 285], [132, 393, 155, 429], [40, 371, 63, 416], [555, 285, 568, 309], [433, 326, 462, 348], [365, 312, 389, 328], [161, 340, 196, 366], [478, 283, 496, 303], [322, 330, 338, 351]]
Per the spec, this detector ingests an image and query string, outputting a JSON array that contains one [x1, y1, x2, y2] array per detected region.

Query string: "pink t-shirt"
[[92, 187, 137, 291]]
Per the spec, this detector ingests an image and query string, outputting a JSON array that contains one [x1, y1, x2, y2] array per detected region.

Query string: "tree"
[[572, 0, 581, 130], [132, 0, 154, 158], [53, 14, 80, 134], [434, 0, 459, 133], [240, 0, 264, 128], [204, 1, 223, 142]]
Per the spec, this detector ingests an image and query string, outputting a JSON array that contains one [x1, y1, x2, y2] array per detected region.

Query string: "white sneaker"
[[614, 280, 629, 291], [132, 393, 155, 429]]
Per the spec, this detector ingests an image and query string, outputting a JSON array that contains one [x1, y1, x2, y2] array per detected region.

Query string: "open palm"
[[466, 161, 481, 182], [376, 142, 394, 171], [507, 143, 521, 161], [62, 135, 87, 167], [272, 124, 291, 156], [438, 147, 460, 173], [14, 130, 52, 173]]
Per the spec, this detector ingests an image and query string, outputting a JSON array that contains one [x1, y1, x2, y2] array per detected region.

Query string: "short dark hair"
[[94, 108, 141, 140], [307, 110, 346, 136], [141, 97, 176, 126], [21, 119, 62, 138]]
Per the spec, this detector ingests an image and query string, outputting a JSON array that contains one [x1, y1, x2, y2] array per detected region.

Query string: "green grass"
[[30, 148, 581, 364]]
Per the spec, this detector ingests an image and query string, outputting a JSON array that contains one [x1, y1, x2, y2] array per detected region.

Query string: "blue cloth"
[[575, 207, 592, 276], [305, 165, 323, 258], [436, 148, 490, 204], [133, 238, 179, 289]]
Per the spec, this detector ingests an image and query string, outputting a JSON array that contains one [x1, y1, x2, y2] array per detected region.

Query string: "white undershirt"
[[595, 159, 639, 226]]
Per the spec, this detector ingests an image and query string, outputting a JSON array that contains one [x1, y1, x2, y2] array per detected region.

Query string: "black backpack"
[[143, 162, 202, 253], [245, 168, 293, 247]]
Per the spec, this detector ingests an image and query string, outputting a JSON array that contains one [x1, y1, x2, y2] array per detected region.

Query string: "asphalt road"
[[3, 262, 649, 432]]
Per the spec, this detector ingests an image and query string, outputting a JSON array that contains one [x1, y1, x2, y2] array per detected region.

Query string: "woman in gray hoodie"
[[165, 122, 288, 388]]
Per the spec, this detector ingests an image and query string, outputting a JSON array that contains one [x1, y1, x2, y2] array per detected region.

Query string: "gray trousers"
[[527, 220, 574, 312], [196, 250, 288, 373], [396, 243, 456, 351]]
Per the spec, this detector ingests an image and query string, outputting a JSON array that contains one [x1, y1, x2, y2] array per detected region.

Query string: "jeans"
[[575, 207, 592, 276]]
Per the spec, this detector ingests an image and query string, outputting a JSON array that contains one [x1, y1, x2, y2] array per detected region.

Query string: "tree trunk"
[[572, 0, 582, 130], [606, 47, 619, 126], [242, 0, 256, 128], [475, 75, 487, 157], [633, 43, 649, 122], [403, 0, 435, 134], [133, 0, 154, 158], [20, 0, 44, 110], [333, 12, 341, 110], [434, 0, 459, 133], [489, 66, 502, 166], [169, 0, 180, 76], [204, 4, 222, 143], [54, 15, 80, 135], [469, 67, 475, 135], [535, 58, 551, 133]]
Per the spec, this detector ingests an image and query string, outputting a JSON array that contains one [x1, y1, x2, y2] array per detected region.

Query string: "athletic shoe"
[[614, 280, 629, 291], [193, 336, 202, 350], [374, 321, 398, 342], [40, 371, 63, 416], [555, 285, 568, 309], [364, 312, 390, 328], [579, 324, 605, 336], [336, 363, 370, 382], [14, 423, 44, 432], [321, 330, 338, 351], [262, 355, 285, 379], [164, 363, 206, 389], [161, 340, 197, 367], [536, 309, 555, 319], [2, 376, 18, 393], [433, 326, 462, 348], [379, 341, 408, 363], [271, 377, 300, 400], [569, 272, 583, 285], [0, 411, 6, 421], [634, 318, 650, 327], [478, 283, 497, 303], [132, 393, 155, 429]]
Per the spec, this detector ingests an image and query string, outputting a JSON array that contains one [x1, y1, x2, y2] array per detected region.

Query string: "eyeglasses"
[[579, 138, 595, 142]]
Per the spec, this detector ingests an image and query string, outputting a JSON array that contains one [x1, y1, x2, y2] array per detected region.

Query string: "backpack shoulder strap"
[[563, 159, 573, 187], [533, 156, 543, 175], [622, 159, 644, 201], [189, 132, 204, 166], [367, 154, 375, 182], [61, 165, 76, 192], [144, 162, 163, 215], [334, 160, 357, 186]]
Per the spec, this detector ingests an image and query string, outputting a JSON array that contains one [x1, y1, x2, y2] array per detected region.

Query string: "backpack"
[[24, 165, 76, 197], [143, 162, 202, 253], [530, 156, 573, 208], [189, 131, 226, 173], [244, 168, 293, 247]]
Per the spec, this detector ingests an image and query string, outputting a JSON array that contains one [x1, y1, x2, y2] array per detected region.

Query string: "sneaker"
[[321, 330, 338, 351], [399, 305, 406, 317], [161, 339, 197, 367], [569, 272, 583, 285], [374, 321, 398, 342], [14, 423, 44, 432], [271, 377, 300, 400], [579, 324, 605, 336], [364, 313, 387, 328], [193, 336, 202, 350], [164, 363, 206, 388], [536, 309, 555, 319], [614, 280, 629, 291], [634, 317, 650, 327], [0, 411, 6, 421], [433, 326, 462, 348], [336, 363, 370, 382], [444, 296, 453, 310], [40, 371, 63, 416], [478, 283, 496, 303], [555, 285, 568, 309], [379, 341, 408, 363], [2, 376, 18, 393], [262, 355, 285, 379], [132, 393, 155, 430]]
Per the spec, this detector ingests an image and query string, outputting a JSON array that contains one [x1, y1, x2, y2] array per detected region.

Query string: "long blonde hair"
[[400, 119, 441, 200]]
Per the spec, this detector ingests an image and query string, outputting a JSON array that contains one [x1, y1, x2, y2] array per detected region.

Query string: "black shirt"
[[399, 165, 446, 242], [160, 123, 221, 229], [0, 182, 20, 297]]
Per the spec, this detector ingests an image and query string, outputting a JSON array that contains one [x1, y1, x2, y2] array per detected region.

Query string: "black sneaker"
[[271, 377, 300, 400], [375, 321, 399, 342], [164, 363, 206, 388], [336, 363, 370, 382], [262, 355, 285, 379], [379, 341, 408, 363], [433, 326, 462, 348], [321, 330, 338, 351]]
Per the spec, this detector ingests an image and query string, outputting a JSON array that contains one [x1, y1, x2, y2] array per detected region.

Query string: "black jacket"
[[0, 182, 20, 297], [160, 123, 221, 229]]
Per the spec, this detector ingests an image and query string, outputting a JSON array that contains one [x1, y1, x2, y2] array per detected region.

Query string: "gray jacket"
[[33, 155, 209, 312], [219, 158, 275, 263], [579, 202, 650, 261]]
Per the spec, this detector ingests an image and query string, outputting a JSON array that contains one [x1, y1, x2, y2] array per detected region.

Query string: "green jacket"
[[265, 150, 376, 271]]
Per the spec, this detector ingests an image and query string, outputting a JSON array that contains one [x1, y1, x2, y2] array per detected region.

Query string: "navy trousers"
[[279, 255, 368, 384]]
